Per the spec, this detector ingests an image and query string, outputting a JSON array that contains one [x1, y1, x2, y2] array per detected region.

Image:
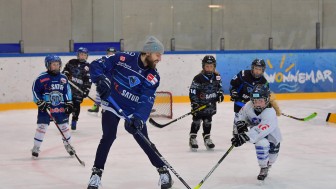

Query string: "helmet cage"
[[250, 84, 270, 112]]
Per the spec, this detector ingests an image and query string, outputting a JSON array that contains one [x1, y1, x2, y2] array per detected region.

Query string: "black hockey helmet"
[[106, 47, 117, 53], [250, 84, 270, 112], [202, 55, 216, 68], [251, 58, 266, 78]]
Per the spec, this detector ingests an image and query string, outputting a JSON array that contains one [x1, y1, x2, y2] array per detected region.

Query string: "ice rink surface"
[[1, 99, 336, 189]]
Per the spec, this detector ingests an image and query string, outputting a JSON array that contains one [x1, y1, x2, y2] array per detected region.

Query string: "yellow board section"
[[1, 92, 336, 111], [326, 113, 336, 123]]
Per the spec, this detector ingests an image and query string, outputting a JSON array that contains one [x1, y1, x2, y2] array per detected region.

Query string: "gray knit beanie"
[[142, 36, 164, 54]]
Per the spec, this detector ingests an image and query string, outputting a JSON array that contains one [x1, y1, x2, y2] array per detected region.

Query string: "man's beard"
[[145, 56, 157, 69]]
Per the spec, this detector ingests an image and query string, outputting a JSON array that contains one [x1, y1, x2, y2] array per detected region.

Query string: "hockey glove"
[[231, 133, 249, 147], [230, 90, 238, 101], [96, 75, 111, 100], [124, 116, 144, 134], [235, 121, 248, 133], [63, 71, 72, 80], [82, 89, 90, 98], [64, 102, 73, 115], [217, 91, 224, 103], [36, 100, 50, 112]]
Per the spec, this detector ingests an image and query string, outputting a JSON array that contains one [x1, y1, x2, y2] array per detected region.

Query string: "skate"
[[88, 104, 99, 113], [64, 144, 76, 156], [189, 134, 198, 151], [71, 120, 77, 130], [157, 166, 173, 189], [87, 167, 103, 189], [257, 167, 269, 181], [31, 146, 40, 158], [203, 134, 215, 150]]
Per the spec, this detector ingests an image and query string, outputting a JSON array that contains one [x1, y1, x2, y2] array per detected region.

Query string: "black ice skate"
[[71, 120, 77, 130], [257, 167, 269, 180], [31, 146, 40, 158], [157, 166, 173, 189], [203, 134, 215, 150], [189, 134, 198, 151], [87, 167, 103, 189]]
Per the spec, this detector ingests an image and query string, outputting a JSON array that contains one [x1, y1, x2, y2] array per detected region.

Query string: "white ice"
[[1, 99, 336, 189]]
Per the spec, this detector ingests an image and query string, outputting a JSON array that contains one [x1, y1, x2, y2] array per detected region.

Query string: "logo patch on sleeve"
[[146, 74, 158, 85], [120, 56, 126, 61]]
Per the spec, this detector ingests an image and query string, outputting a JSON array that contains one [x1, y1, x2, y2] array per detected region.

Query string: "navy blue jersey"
[[90, 52, 160, 122], [32, 72, 72, 116], [230, 70, 268, 103]]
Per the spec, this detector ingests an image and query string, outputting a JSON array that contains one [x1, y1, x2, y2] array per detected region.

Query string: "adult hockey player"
[[87, 36, 173, 189], [31, 55, 75, 158], [62, 47, 92, 130], [189, 55, 224, 151], [88, 47, 118, 113], [229, 58, 281, 119], [231, 84, 282, 181]]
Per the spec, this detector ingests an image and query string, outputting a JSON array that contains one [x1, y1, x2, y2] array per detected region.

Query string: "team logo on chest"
[[128, 76, 141, 87]]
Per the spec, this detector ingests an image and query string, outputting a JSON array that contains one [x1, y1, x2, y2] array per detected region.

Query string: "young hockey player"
[[189, 55, 224, 151], [87, 36, 173, 189], [31, 55, 75, 158], [62, 47, 92, 130], [88, 47, 117, 113], [231, 84, 282, 181], [229, 58, 281, 121]]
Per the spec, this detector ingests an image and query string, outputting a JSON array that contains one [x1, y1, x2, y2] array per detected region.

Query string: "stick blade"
[[149, 118, 166, 128], [303, 112, 317, 121]]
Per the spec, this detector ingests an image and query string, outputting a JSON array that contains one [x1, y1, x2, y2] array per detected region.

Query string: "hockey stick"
[[46, 109, 85, 166], [107, 96, 191, 189], [149, 104, 209, 128], [194, 145, 234, 189], [68, 80, 96, 103], [281, 112, 317, 121]]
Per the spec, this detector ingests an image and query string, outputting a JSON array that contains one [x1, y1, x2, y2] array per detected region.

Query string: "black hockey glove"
[[230, 90, 238, 101], [96, 75, 111, 100], [82, 89, 90, 98], [36, 100, 50, 112], [124, 116, 144, 134], [64, 102, 73, 115], [235, 121, 248, 133], [231, 133, 249, 147], [217, 91, 224, 103], [63, 71, 72, 80]]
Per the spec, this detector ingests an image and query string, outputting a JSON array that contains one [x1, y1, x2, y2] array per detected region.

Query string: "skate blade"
[[31, 156, 38, 160], [190, 148, 198, 152]]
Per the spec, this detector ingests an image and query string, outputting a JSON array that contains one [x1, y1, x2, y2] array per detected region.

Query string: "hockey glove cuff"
[[36, 100, 50, 112], [231, 133, 249, 147], [235, 121, 248, 133], [230, 90, 238, 101], [65, 102, 73, 115], [96, 75, 111, 100], [217, 91, 224, 103], [124, 116, 144, 134]]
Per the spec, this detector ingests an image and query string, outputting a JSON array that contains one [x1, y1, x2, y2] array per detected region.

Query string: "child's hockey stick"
[[149, 104, 209, 128], [107, 96, 192, 189], [194, 145, 234, 189], [46, 109, 85, 166], [281, 112, 317, 121], [68, 80, 96, 103]]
